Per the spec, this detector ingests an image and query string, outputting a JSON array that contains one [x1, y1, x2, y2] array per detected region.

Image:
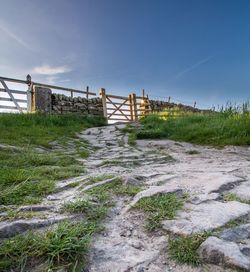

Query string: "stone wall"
[[51, 94, 103, 116], [148, 100, 205, 113]]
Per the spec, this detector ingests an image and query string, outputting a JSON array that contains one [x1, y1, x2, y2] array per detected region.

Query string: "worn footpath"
[[1, 124, 250, 271]]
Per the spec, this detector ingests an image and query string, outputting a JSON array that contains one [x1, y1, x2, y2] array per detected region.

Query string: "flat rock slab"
[[162, 201, 250, 235], [198, 236, 250, 271], [90, 236, 166, 272]]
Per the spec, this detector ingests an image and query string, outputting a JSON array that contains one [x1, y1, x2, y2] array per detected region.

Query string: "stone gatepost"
[[30, 85, 52, 113]]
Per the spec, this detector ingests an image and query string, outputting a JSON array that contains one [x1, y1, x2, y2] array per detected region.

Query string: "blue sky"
[[0, 0, 249, 108]]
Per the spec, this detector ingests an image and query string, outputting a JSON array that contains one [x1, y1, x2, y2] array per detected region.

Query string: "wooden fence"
[[0, 75, 96, 113], [1, 75, 199, 122], [99, 88, 152, 122]]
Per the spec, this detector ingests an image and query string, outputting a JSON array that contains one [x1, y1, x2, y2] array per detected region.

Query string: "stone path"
[[1, 124, 249, 271]]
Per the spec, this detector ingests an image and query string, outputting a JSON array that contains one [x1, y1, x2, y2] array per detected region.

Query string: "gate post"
[[99, 88, 108, 120], [128, 94, 134, 121], [131, 93, 138, 121]]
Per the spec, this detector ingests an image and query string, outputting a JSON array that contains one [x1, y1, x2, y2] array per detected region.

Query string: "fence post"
[[26, 74, 33, 112], [132, 93, 138, 121], [99, 88, 108, 120], [128, 94, 134, 121], [86, 86, 89, 114]]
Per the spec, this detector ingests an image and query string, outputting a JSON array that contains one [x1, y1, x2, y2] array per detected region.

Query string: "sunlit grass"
[[137, 105, 250, 146]]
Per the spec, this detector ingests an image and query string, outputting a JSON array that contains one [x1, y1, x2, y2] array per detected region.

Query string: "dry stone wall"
[[149, 100, 207, 113], [51, 94, 103, 116]]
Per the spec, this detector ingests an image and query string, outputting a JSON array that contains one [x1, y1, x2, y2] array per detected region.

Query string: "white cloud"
[[32, 65, 72, 75], [0, 24, 33, 51]]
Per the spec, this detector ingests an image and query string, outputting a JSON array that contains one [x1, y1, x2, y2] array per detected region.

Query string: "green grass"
[[134, 193, 187, 231], [223, 193, 250, 205], [0, 220, 99, 271], [168, 233, 210, 266], [0, 113, 105, 148], [0, 113, 106, 206], [63, 198, 93, 214], [0, 149, 84, 205], [128, 132, 136, 146], [168, 215, 250, 266], [137, 110, 250, 146]]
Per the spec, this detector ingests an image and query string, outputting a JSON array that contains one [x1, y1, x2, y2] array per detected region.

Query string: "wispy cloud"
[[0, 24, 33, 51], [174, 56, 213, 79], [32, 65, 72, 75]]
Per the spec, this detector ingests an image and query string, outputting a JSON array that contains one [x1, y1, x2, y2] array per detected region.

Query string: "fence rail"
[[0, 75, 97, 113]]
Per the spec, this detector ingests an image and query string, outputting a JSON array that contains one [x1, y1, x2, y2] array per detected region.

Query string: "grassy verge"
[[136, 110, 250, 146], [0, 113, 106, 206], [0, 113, 105, 147], [135, 193, 187, 231]]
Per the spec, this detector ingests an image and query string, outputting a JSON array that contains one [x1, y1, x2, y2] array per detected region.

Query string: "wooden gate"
[[100, 88, 152, 122], [0, 76, 29, 112]]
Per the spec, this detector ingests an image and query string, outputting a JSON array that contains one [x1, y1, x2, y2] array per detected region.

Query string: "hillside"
[[0, 112, 249, 272]]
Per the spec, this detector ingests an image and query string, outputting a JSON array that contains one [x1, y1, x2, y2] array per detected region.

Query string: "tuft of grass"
[[185, 150, 200, 155], [128, 132, 136, 146], [135, 193, 187, 231], [63, 198, 93, 214], [137, 109, 250, 146], [168, 233, 209, 266], [0, 220, 99, 271], [223, 193, 250, 205], [77, 148, 89, 159]]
